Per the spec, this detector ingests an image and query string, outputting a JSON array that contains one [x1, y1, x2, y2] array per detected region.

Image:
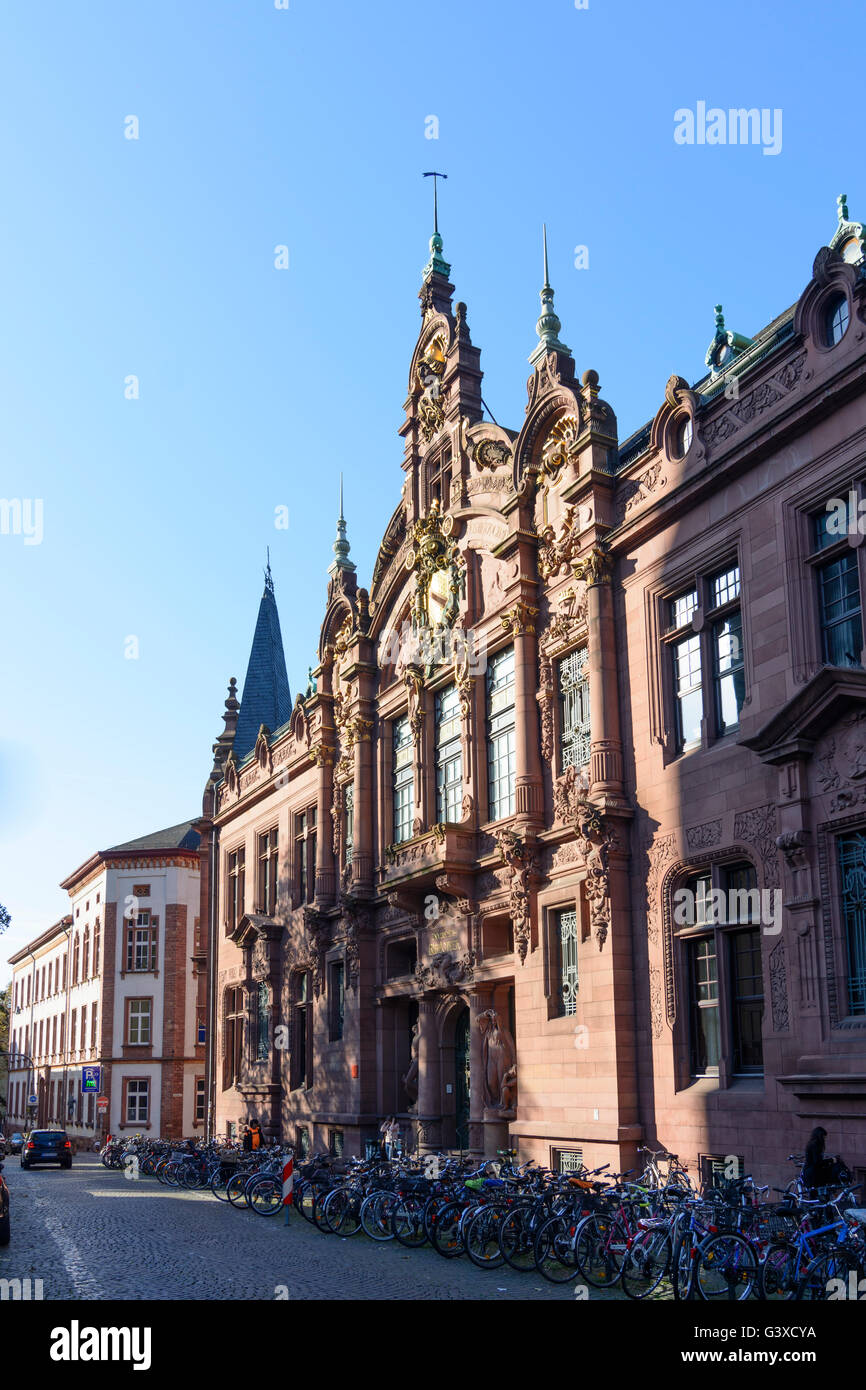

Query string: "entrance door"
[[455, 1008, 470, 1150]]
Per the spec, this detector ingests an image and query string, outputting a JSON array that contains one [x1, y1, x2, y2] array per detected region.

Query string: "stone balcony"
[[379, 824, 477, 899]]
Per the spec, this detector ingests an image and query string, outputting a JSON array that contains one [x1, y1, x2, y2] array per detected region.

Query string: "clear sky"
[[0, 0, 862, 976]]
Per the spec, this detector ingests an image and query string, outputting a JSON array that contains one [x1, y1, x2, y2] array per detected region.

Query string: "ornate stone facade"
[[197, 201, 866, 1182]]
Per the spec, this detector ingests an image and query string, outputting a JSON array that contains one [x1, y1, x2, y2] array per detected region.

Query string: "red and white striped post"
[[282, 1153, 293, 1225]]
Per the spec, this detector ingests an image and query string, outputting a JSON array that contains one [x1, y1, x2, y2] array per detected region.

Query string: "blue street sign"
[[28, 1094, 38, 1106], [81, 1066, 100, 1093]]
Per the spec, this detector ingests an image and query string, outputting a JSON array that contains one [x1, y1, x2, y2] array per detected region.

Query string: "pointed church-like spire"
[[328, 473, 356, 577], [233, 563, 293, 761], [529, 223, 571, 365], [422, 171, 451, 282]]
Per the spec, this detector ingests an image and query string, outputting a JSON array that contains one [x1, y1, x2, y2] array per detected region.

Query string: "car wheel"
[[19, 1161, 27, 1170], [0, 1211, 10, 1246]]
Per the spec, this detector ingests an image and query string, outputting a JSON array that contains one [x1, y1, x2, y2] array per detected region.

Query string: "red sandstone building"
[[200, 196, 866, 1188]]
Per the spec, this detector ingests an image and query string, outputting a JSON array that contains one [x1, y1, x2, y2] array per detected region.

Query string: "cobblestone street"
[[0, 1157, 631, 1301]]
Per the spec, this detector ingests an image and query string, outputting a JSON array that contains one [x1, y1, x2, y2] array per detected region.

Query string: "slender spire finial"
[[264, 546, 274, 594], [422, 172, 451, 281], [838, 192, 849, 222], [329, 476, 356, 576], [529, 223, 571, 365]]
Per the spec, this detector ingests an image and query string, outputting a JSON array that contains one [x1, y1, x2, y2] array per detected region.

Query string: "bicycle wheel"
[[210, 1168, 233, 1201], [465, 1204, 506, 1269], [620, 1227, 671, 1300], [360, 1191, 398, 1241], [296, 1181, 320, 1224], [226, 1171, 252, 1208], [671, 1229, 698, 1301], [759, 1241, 798, 1301], [695, 1233, 758, 1301], [323, 1187, 363, 1236], [797, 1248, 864, 1301], [534, 1214, 582, 1284], [249, 1177, 284, 1217], [392, 1194, 428, 1248], [312, 1186, 336, 1230], [430, 1201, 466, 1258], [499, 1205, 540, 1272], [574, 1213, 626, 1288]]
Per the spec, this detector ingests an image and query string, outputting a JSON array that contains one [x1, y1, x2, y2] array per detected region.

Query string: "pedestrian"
[[242, 1124, 253, 1153], [249, 1120, 263, 1151], [803, 1126, 849, 1191], [379, 1115, 399, 1160]]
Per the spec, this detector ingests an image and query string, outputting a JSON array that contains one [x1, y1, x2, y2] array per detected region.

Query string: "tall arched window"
[[256, 981, 270, 1062]]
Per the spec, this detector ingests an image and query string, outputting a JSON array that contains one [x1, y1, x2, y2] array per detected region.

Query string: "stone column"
[[415, 997, 441, 1153], [574, 549, 624, 801], [505, 601, 544, 823], [350, 714, 374, 893], [313, 748, 336, 903]]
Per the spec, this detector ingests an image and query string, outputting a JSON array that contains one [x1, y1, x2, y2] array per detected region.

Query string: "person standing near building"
[[803, 1126, 849, 1191], [249, 1120, 263, 1151], [242, 1125, 252, 1152]]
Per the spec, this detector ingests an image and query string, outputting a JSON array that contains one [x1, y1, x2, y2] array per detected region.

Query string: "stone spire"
[[529, 224, 571, 365], [328, 473, 356, 577], [207, 677, 240, 785], [233, 567, 293, 760]]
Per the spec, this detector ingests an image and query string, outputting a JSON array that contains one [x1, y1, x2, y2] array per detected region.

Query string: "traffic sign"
[[28, 1094, 37, 1106], [96, 1096, 108, 1112], [81, 1066, 100, 1093]]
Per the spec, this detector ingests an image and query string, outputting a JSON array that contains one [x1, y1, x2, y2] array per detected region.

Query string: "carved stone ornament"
[[537, 506, 583, 580], [415, 333, 447, 442], [302, 907, 330, 998], [413, 950, 476, 992], [572, 545, 612, 588], [572, 801, 617, 951], [473, 437, 512, 471], [404, 499, 464, 635], [538, 413, 581, 483], [495, 829, 536, 965], [733, 803, 780, 889], [501, 600, 538, 636]]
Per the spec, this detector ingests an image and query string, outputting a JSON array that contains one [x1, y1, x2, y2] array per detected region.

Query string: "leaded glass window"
[[487, 646, 516, 821], [838, 831, 866, 1015], [435, 683, 463, 822], [344, 785, 354, 867], [559, 648, 590, 772], [558, 909, 579, 1016], [818, 550, 862, 667], [393, 715, 414, 844], [256, 980, 269, 1062]]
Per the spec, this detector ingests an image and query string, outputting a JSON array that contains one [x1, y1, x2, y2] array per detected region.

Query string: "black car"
[[7, 1133, 25, 1155], [0, 1163, 9, 1245], [20, 1130, 73, 1170]]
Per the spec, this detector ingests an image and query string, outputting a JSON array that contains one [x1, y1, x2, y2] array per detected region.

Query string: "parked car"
[[0, 1163, 9, 1245], [7, 1133, 25, 1155], [20, 1130, 73, 1170]]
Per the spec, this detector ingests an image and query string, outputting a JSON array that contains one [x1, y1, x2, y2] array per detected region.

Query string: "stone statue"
[[499, 1065, 518, 1119], [477, 1008, 517, 1113], [402, 1019, 420, 1109]]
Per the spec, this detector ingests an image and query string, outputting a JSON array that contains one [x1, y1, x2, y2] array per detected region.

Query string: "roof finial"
[[529, 223, 571, 365], [264, 547, 274, 594], [714, 303, 725, 334], [422, 172, 451, 281], [838, 192, 849, 222], [329, 476, 356, 575]]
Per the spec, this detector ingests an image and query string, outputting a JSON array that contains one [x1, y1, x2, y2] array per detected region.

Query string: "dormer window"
[[826, 294, 850, 347]]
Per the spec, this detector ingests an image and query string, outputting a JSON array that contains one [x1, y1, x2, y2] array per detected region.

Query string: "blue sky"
[[0, 0, 862, 974]]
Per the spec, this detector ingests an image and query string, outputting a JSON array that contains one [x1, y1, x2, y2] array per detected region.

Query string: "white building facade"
[[6, 821, 203, 1145]]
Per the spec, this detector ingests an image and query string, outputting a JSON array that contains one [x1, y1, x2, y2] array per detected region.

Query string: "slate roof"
[[107, 820, 201, 853], [233, 575, 292, 761]]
